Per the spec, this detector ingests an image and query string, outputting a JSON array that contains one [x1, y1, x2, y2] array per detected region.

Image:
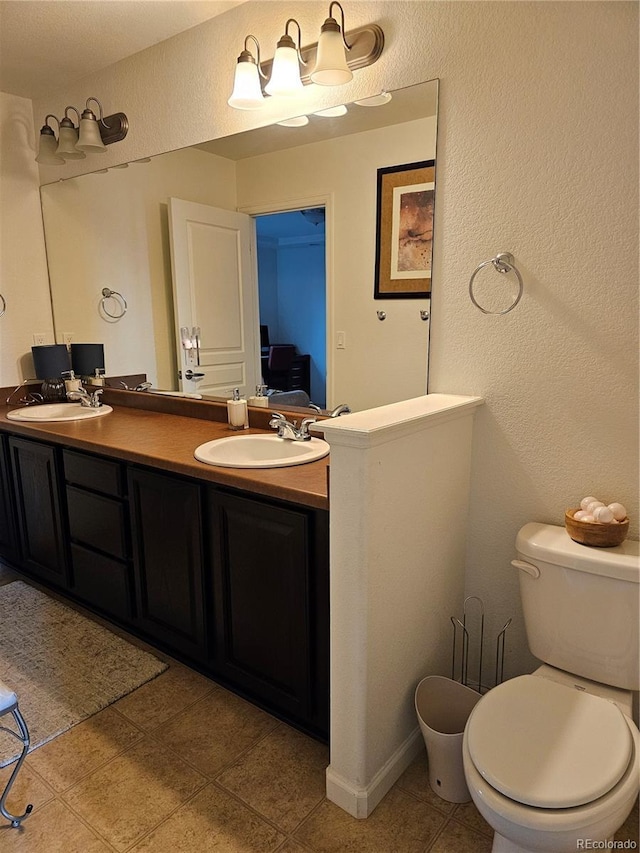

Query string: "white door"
[[168, 198, 259, 397]]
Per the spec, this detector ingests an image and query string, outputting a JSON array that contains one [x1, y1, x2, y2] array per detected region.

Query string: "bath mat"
[[0, 580, 167, 766]]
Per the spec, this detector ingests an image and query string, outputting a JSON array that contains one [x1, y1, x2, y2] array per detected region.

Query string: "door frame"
[[239, 193, 334, 408]]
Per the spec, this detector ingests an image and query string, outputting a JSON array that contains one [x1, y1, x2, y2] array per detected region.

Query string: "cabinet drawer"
[[70, 543, 134, 621], [63, 449, 124, 497], [66, 486, 128, 559]]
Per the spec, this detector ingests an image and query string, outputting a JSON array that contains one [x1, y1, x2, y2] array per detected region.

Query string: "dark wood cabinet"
[[1, 431, 328, 737], [128, 467, 207, 662], [208, 489, 329, 735], [0, 434, 19, 563], [63, 449, 134, 622], [8, 436, 68, 586]]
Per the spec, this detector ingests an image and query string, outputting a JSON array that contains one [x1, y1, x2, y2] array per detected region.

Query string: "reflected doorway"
[[254, 208, 327, 408]]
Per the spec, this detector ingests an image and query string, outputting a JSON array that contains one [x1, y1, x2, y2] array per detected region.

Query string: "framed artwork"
[[374, 159, 435, 299]]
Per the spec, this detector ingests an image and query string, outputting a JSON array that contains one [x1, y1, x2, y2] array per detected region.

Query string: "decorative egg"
[[586, 501, 605, 515], [573, 510, 589, 521], [593, 505, 614, 524], [580, 496, 599, 510], [581, 514, 596, 523], [608, 502, 627, 521]]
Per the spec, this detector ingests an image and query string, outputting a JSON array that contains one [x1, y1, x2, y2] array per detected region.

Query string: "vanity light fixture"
[[228, 5, 384, 110], [264, 19, 306, 97], [228, 35, 267, 110], [313, 104, 348, 117], [35, 116, 65, 165], [35, 98, 128, 165], [276, 115, 309, 127], [55, 107, 85, 160], [310, 2, 352, 86], [354, 91, 392, 107]]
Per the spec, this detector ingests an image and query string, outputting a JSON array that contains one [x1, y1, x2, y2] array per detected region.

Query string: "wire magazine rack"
[[451, 596, 512, 694]]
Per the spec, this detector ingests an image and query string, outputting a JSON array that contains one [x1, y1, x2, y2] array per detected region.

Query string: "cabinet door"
[[128, 467, 207, 661], [209, 490, 319, 724], [8, 437, 68, 586], [0, 434, 19, 563]]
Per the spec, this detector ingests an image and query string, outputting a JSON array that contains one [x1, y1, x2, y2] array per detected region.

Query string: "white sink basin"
[[194, 434, 330, 469], [7, 403, 113, 422]]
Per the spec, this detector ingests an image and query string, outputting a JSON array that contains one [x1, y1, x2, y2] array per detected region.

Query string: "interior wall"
[[0, 92, 54, 385], [256, 239, 280, 340], [237, 116, 436, 411], [4, 1, 638, 681], [277, 241, 326, 406], [41, 148, 237, 387]]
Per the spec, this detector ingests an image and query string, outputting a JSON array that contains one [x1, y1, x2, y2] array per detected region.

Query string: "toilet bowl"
[[462, 670, 639, 853], [462, 523, 640, 853]]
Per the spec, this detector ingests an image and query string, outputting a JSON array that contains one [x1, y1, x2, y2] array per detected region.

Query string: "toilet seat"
[[466, 675, 633, 808]]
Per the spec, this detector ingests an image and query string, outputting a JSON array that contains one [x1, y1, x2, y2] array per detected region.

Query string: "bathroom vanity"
[[0, 389, 484, 818], [0, 394, 330, 738]]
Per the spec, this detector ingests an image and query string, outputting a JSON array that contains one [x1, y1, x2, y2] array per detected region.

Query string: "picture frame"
[[374, 159, 435, 299]]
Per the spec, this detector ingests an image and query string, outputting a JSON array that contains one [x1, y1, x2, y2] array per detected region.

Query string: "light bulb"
[[311, 21, 352, 86], [228, 53, 265, 109], [265, 35, 304, 97]]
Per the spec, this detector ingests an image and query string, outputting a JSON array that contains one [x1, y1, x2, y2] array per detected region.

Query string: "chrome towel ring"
[[469, 252, 524, 315], [0, 294, 6, 317], [100, 287, 127, 319]]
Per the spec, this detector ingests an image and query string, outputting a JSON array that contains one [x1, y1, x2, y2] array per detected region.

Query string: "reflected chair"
[[0, 680, 32, 827], [266, 345, 296, 390]]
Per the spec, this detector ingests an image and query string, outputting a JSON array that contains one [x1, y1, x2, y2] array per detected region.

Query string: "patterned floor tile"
[[62, 735, 206, 851], [217, 723, 328, 833]]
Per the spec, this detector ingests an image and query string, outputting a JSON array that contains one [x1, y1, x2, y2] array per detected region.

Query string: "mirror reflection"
[[41, 79, 438, 413]]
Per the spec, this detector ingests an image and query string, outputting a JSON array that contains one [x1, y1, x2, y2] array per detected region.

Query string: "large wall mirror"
[[41, 79, 438, 413]]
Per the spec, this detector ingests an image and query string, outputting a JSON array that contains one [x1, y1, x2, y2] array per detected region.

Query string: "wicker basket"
[[565, 509, 629, 548]]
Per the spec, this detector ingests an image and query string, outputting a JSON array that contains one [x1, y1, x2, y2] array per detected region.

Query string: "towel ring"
[[100, 287, 127, 319], [469, 253, 524, 315], [0, 294, 6, 317]]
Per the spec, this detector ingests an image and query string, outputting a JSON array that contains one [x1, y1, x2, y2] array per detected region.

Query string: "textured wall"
[[41, 147, 237, 388], [7, 1, 640, 680], [0, 92, 54, 385], [236, 115, 436, 410]]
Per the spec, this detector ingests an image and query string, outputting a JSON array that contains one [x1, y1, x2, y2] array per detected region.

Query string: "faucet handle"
[[299, 417, 317, 439], [89, 387, 104, 407]]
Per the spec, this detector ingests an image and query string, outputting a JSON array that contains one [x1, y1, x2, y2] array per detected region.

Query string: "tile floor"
[[0, 572, 638, 852]]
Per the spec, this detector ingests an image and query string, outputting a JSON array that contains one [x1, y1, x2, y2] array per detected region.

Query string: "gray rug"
[[0, 580, 168, 766]]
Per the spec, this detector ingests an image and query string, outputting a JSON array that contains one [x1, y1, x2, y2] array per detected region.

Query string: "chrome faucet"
[[67, 387, 104, 408], [119, 381, 152, 392], [269, 412, 317, 441], [330, 403, 351, 417]]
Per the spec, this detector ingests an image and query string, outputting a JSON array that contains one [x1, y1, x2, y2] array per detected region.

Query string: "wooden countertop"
[[0, 402, 329, 510]]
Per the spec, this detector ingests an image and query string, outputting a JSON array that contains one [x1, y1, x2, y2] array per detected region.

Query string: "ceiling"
[[0, 0, 245, 99]]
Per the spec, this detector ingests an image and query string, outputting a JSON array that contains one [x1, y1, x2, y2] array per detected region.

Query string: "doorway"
[[254, 208, 326, 407]]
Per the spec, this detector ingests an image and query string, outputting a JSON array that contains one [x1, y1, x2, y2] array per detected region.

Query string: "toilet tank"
[[515, 523, 640, 690]]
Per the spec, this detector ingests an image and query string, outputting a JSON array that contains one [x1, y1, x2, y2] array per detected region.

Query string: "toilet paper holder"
[[451, 596, 512, 693]]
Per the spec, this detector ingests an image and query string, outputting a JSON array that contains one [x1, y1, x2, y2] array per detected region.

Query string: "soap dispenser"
[[91, 368, 105, 387], [62, 370, 82, 395], [227, 388, 249, 430], [248, 385, 269, 408]]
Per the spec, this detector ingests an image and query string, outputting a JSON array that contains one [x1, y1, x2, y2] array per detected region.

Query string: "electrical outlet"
[[32, 333, 47, 346], [62, 332, 74, 345]]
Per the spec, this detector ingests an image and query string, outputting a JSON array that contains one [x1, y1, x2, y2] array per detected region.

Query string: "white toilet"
[[463, 522, 639, 853]]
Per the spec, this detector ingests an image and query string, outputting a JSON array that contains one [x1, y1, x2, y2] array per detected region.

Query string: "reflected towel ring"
[[469, 252, 524, 315], [100, 287, 127, 319], [0, 293, 5, 317]]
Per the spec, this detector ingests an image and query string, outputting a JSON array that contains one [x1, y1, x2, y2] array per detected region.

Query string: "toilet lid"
[[467, 675, 633, 808]]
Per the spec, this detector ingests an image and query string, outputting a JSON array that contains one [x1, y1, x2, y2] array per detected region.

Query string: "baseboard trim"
[[326, 727, 424, 818]]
